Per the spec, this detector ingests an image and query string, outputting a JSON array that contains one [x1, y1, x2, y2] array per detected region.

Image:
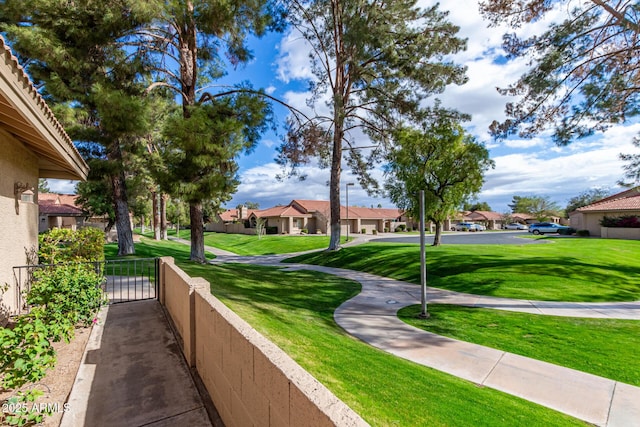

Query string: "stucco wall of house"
[[0, 129, 39, 319]]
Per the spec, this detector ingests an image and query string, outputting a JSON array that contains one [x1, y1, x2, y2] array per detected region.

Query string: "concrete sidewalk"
[[277, 264, 640, 427], [61, 300, 214, 427]]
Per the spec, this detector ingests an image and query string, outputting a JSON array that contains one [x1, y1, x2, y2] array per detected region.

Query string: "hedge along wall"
[[158, 257, 368, 427]]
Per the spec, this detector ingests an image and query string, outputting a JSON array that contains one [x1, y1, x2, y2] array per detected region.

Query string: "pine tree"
[[277, 0, 468, 250]]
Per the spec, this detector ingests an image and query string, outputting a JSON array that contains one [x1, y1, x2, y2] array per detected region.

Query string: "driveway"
[[369, 231, 546, 245]]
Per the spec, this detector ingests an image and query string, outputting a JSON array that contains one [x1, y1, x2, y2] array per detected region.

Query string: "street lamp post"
[[419, 189, 429, 318], [346, 182, 354, 242]]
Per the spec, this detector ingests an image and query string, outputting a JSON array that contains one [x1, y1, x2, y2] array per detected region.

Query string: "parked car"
[[453, 222, 485, 232], [504, 223, 528, 230], [528, 222, 573, 235]]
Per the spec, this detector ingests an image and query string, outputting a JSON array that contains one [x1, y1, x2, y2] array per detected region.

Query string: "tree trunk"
[[112, 170, 135, 255], [140, 215, 145, 234], [433, 221, 442, 246], [190, 201, 206, 262], [152, 191, 160, 240], [160, 194, 168, 240]]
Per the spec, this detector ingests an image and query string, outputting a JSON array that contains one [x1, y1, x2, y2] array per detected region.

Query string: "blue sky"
[[49, 0, 639, 214]]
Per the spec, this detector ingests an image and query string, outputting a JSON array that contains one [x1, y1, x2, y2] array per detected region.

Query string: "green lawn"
[[285, 239, 640, 302], [399, 304, 640, 387], [201, 232, 349, 255], [135, 229, 349, 255], [104, 236, 215, 262]]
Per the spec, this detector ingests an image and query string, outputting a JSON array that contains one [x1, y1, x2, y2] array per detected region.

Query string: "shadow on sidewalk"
[[63, 301, 215, 427]]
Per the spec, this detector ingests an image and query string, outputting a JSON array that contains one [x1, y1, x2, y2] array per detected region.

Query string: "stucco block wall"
[[0, 129, 39, 319], [601, 227, 640, 240], [159, 258, 368, 427]]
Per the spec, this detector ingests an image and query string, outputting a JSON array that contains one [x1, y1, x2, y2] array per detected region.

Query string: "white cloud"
[[46, 179, 77, 194], [276, 31, 314, 83]]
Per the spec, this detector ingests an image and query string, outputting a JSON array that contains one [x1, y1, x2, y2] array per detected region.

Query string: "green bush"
[[361, 228, 366, 234], [395, 225, 406, 232], [599, 215, 640, 228], [558, 227, 576, 235], [372, 230, 378, 235], [577, 229, 590, 237], [383, 228, 389, 233], [39, 227, 105, 264], [301, 228, 308, 234]]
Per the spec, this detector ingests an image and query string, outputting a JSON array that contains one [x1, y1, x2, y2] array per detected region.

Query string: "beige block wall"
[[0, 129, 39, 320], [601, 227, 640, 240], [159, 258, 368, 427]]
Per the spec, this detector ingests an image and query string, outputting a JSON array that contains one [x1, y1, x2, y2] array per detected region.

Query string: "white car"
[[504, 223, 528, 230], [453, 222, 485, 232]]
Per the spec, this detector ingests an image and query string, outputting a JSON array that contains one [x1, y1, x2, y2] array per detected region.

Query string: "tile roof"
[[218, 208, 257, 222], [38, 193, 83, 215], [577, 187, 640, 212], [254, 204, 309, 218], [467, 210, 503, 221]]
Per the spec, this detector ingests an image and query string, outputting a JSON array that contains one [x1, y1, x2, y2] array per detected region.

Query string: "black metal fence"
[[12, 258, 159, 313]]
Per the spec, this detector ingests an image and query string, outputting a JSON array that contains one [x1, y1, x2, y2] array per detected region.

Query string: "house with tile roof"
[[0, 36, 89, 321], [570, 187, 640, 237], [38, 193, 85, 232], [207, 199, 405, 235]]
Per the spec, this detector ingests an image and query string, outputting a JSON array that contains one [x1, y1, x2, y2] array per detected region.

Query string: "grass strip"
[[399, 304, 640, 387]]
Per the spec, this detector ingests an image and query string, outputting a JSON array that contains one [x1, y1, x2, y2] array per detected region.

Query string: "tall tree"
[[509, 195, 561, 221], [480, 1, 640, 145], [277, 0, 468, 250], [132, 0, 280, 262], [150, 97, 272, 259], [565, 188, 611, 213], [385, 121, 494, 246], [1, 0, 156, 255], [463, 201, 492, 212]]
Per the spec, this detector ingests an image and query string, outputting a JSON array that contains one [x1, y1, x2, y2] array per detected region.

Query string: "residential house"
[[466, 210, 505, 230], [205, 205, 257, 233], [207, 199, 404, 235], [38, 193, 85, 233], [570, 187, 640, 237], [0, 36, 88, 321]]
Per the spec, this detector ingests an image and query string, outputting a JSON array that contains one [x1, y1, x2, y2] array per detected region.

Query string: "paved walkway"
[[208, 247, 640, 427], [61, 300, 214, 427]]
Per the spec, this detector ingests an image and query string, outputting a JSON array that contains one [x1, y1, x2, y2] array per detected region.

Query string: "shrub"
[[395, 224, 406, 232], [577, 229, 590, 237], [361, 228, 366, 234], [600, 215, 640, 228], [39, 227, 105, 264], [558, 227, 576, 235], [301, 228, 308, 234], [383, 228, 389, 233], [372, 230, 378, 235]]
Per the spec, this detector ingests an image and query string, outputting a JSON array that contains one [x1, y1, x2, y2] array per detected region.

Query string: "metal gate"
[[102, 258, 159, 304], [12, 258, 160, 313]]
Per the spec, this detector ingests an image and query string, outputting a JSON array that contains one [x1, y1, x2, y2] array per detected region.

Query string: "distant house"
[[466, 210, 504, 230], [570, 187, 640, 237], [38, 193, 85, 233], [0, 36, 89, 321], [206, 199, 404, 235]]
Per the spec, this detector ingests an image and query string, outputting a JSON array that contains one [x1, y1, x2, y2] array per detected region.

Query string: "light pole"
[[419, 189, 429, 318], [346, 182, 354, 242]]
